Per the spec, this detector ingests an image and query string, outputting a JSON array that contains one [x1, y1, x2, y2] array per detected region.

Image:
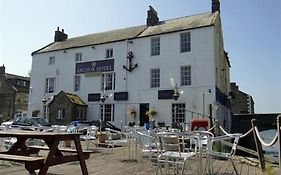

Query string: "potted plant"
[[97, 132, 107, 143], [158, 122, 165, 127], [128, 121, 136, 127]]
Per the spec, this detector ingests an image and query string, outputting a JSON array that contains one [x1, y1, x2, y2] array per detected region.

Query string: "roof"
[[64, 92, 88, 106], [5, 73, 30, 81], [33, 12, 218, 55]]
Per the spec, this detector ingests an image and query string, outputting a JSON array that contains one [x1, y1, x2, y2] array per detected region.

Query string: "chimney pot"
[[54, 27, 68, 42]]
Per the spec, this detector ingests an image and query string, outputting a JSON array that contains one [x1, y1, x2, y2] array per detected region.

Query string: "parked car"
[[11, 117, 52, 131], [1, 120, 14, 127], [92, 120, 121, 132], [67, 120, 121, 134], [67, 121, 94, 134]]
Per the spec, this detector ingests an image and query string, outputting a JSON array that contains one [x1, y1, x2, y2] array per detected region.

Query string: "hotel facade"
[[28, 3, 232, 129]]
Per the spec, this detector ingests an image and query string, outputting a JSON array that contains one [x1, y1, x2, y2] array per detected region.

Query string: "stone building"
[[230, 82, 254, 114], [0, 65, 30, 123], [48, 91, 88, 125]]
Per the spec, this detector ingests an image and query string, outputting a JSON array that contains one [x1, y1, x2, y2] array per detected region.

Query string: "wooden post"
[[277, 115, 281, 173], [214, 120, 221, 151], [251, 119, 266, 171], [208, 104, 213, 129]]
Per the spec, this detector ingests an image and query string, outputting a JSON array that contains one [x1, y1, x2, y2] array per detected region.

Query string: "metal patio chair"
[[156, 132, 197, 175], [206, 133, 242, 175], [104, 128, 129, 160]]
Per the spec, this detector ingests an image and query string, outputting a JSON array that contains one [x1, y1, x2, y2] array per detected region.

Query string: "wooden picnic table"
[[0, 130, 90, 175]]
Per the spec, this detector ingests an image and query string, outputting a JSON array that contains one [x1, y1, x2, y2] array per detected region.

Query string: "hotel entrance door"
[[139, 103, 149, 126]]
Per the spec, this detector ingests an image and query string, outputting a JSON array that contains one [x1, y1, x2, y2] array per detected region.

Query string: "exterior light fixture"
[[42, 96, 48, 104], [173, 84, 180, 101], [100, 94, 107, 103]]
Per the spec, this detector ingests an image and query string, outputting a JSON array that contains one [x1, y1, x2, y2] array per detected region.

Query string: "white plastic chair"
[[156, 132, 197, 175], [206, 133, 242, 175]]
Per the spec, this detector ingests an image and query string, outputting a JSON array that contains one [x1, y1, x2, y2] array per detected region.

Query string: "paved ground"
[[0, 141, 279, 175]]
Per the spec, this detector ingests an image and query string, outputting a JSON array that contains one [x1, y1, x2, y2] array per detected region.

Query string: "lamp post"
[[100, 93, 108, 132]]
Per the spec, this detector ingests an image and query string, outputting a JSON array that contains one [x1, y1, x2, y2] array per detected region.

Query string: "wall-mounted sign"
[[88, 93, 101, 102], [114, 92, 128, 101], [76, 59, 114, 74], [158, 90, 174, 99]]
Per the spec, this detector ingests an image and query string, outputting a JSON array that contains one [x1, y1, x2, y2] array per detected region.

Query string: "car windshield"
[[30, 118, 49, 126]]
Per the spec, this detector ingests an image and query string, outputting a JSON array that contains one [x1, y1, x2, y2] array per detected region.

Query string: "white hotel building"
[[28, 3, 232, 129]]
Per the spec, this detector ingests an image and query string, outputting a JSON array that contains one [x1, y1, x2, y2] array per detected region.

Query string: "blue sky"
[[0, 0, 280, 113]]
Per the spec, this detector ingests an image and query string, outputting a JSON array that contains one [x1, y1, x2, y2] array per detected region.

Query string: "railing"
[[208, 114, 281, 172]]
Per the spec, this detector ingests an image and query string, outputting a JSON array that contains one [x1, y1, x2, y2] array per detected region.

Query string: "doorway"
[[139, 103, 149, 126]]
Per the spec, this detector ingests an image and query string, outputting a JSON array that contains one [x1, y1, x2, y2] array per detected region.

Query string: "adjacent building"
[[0, 65, 30, 123], [230, 82, 255, 114], [29, 1, 232, 128], [48, 91, 88, 125]]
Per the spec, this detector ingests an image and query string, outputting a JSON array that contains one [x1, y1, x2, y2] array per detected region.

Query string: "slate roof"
[[5, 73, 30, 81], [33, 12, 218, 55]]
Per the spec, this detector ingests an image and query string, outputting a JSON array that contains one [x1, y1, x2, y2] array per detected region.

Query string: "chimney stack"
[[54, 27, 68, 42], [147, 6, 159, 26], [212, 0, 220, 13], [0, 65, 5, 77]]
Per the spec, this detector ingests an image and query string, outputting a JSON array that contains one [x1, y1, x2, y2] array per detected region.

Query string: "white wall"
[[29, 26, 220, 128]]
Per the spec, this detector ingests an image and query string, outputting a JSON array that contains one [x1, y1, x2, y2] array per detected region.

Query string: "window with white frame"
[[181, 66, 191, 86], [75, 53, 82, 62], [57, 108, 65, 119], [74, 75, 81, 91], [49, 56, 55, 65], [106, 48, 113, 58], [151, 68, 160, 88], [151, 36, 160, 56], [100, 104, 115, 122], [172, 103, 186, 123], [180, 32, 191, 52], [76, 107, 86, 119], [45, 77, 55, 93], [101, 72, 115, 91]]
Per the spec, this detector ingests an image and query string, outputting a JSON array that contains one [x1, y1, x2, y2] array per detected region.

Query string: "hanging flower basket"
[[128, 108, 136, 116], [146, 108, 157, 117]]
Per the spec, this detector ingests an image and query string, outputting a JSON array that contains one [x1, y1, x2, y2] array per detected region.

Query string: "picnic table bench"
[[0, 131, 91, 175]]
